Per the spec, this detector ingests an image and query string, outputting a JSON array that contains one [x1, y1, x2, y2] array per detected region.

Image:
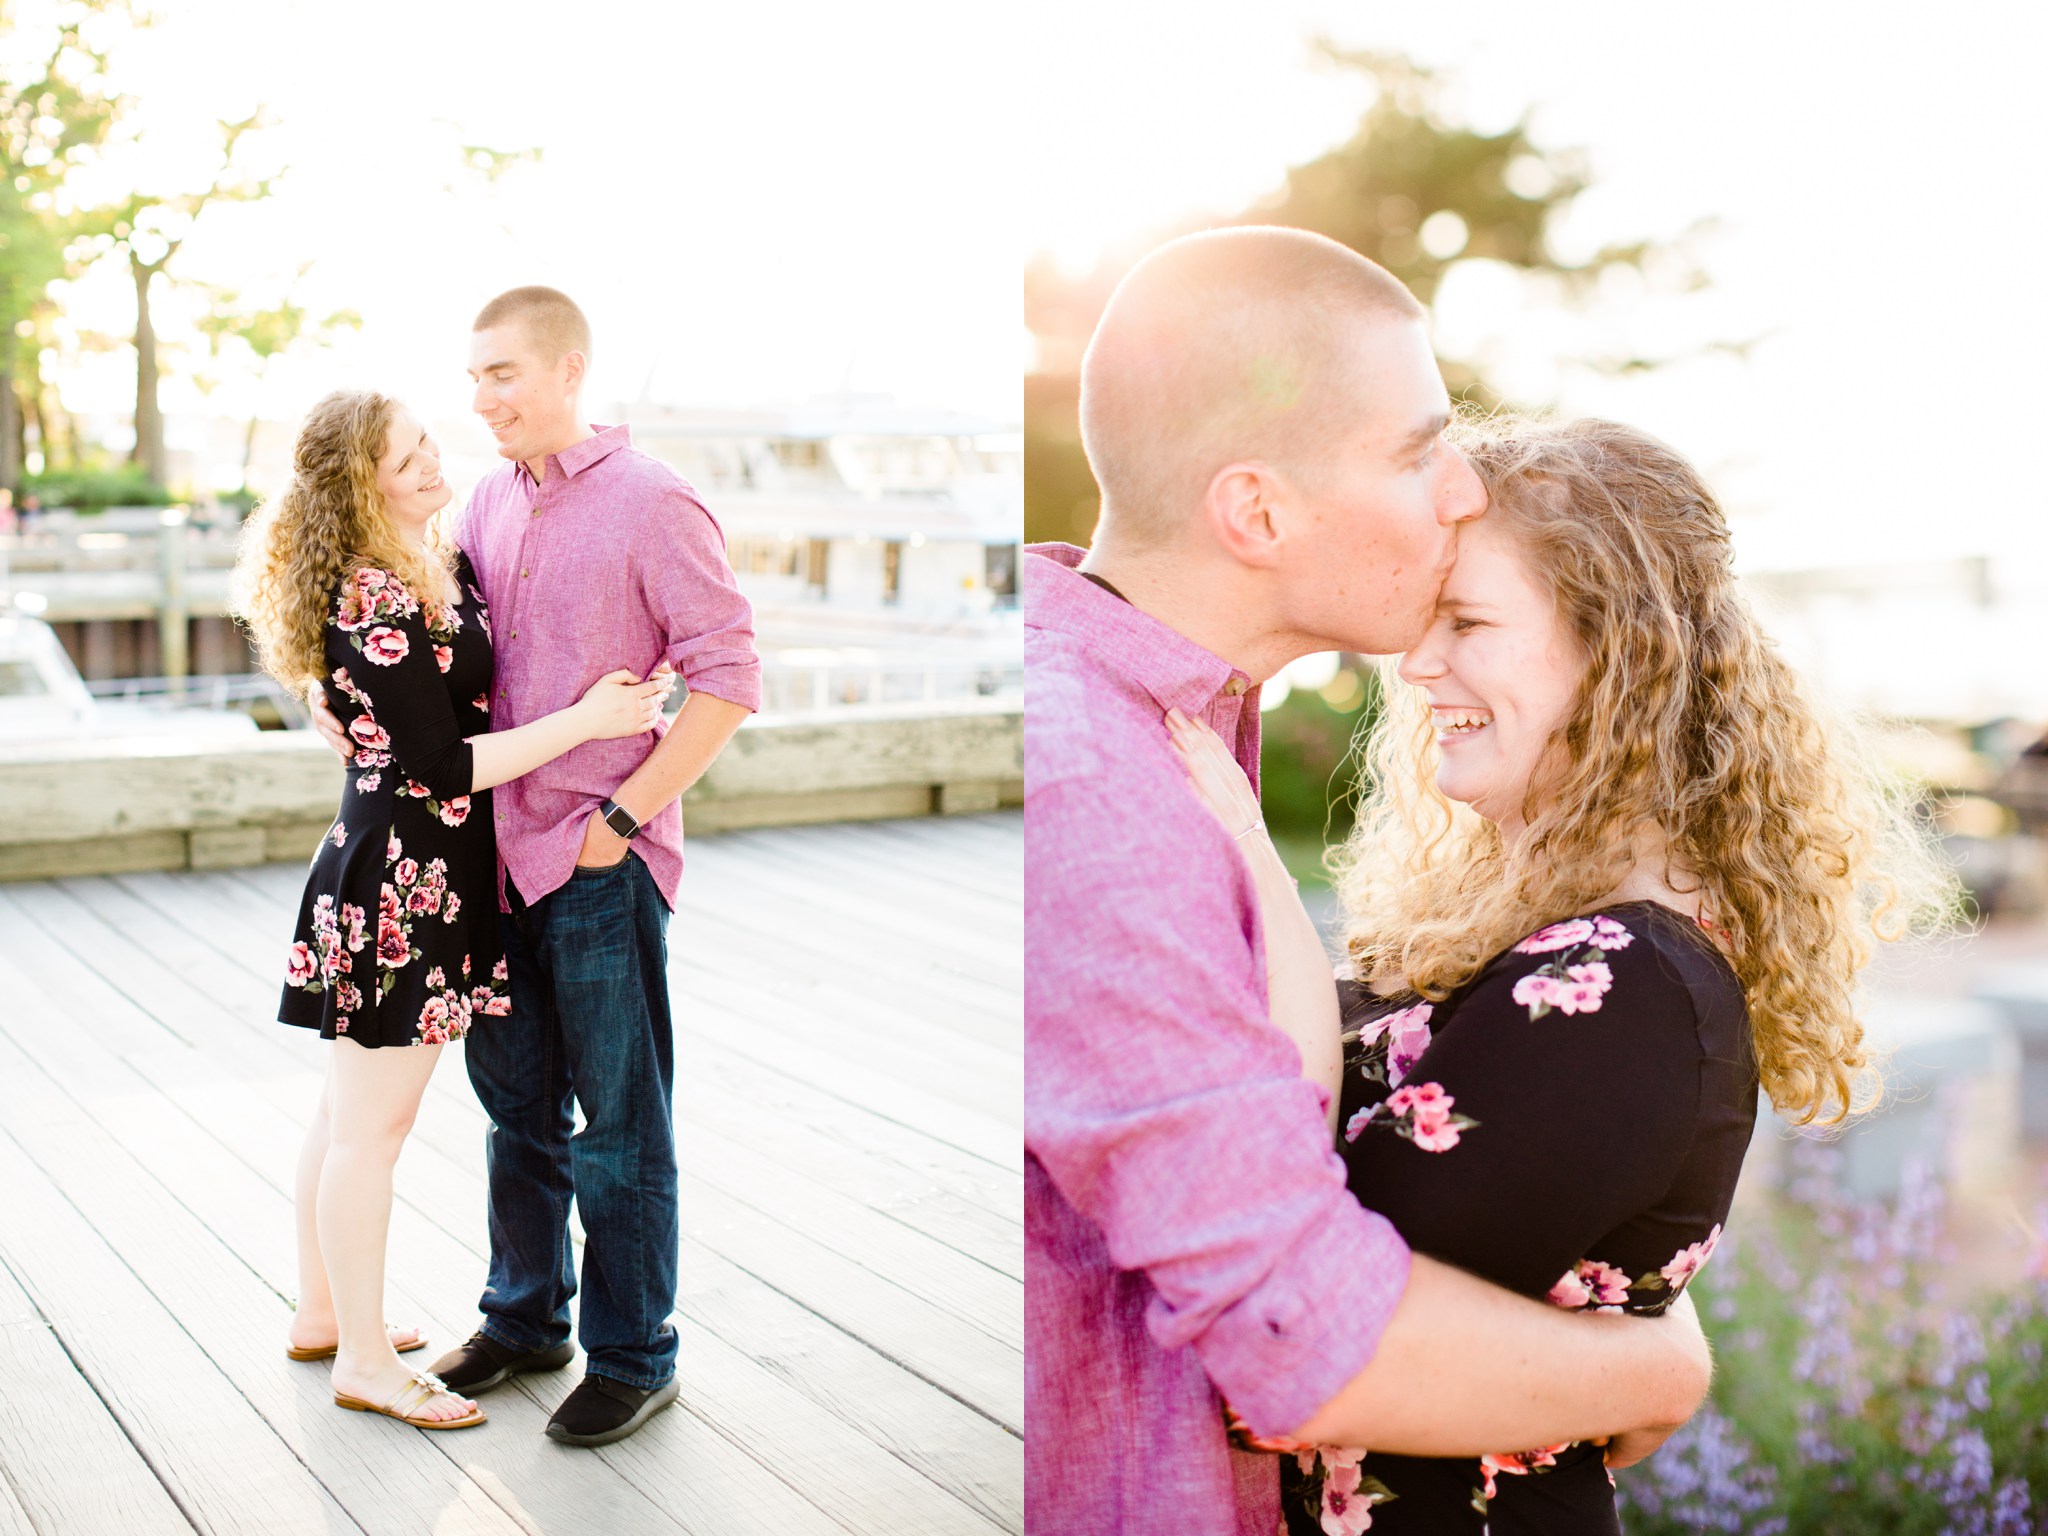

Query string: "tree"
[[0, 0, 131, 487], [75, 106, 278, 489], [194, 263, 360, 495], [1022, 46, 1708, 548]]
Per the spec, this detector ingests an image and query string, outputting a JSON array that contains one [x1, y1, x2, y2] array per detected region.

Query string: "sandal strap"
[[387, 1370, 460, 1417]]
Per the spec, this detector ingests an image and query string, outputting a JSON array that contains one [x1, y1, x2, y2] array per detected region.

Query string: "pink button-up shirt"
[[459, 424, 760, 911], [1024, 544, 1412, 1536]]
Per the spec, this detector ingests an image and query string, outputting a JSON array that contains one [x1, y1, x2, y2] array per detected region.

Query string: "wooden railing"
[[0, 699, 1021, 881]]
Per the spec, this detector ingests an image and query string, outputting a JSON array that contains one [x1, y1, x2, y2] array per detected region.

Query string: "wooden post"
[[158, 506, 189, 683]]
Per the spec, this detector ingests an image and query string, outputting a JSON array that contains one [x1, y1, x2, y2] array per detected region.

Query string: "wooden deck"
[[0, 813, 1021, 1536]]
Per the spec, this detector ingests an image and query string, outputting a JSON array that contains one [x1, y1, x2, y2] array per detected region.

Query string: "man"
[[1025, 228, 1712, 1533], [311, 286, 758, 1445]]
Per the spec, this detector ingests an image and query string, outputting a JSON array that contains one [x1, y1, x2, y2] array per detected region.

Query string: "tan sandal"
[[334, 1369, 486, 1430], [287, 1325, 429, 1362]]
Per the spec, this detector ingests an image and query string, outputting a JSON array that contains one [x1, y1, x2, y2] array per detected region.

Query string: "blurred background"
[[0, 0, 1022, 738], [1023, 3, 2048, 1525]]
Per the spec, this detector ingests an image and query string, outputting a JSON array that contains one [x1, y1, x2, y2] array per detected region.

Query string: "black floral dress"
[[277, 554, 512, 1047], [1273, 902, 1757, 1536]]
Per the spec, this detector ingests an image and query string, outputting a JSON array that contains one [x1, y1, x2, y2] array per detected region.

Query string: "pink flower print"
[[358, 567, 388, 594], [1384, 1083, 1444, 1117], [473, 692, 490, 715], [342, 904, 367, 951], [483, 990, 512, 1016], [420, 995, 449, 1038], [1588, 916, 1634, 950], [433, 643, 453, 674], [387, 830, 402, 862], [425, 965, 447, 989], [446, 993, 473, 1034], [1479, 1444, 1565, 1500], [492, 957, 509, 982], [1660, 1223, 1722, 1288], [380, 886, 402, 928], [1385, 1081, 1466, 1152], [1320, 1455, 1373, 1536], [461, 953, 473, 979], [377, 922, 411, 969], [337, 981, 363, 1012], [334, 1015, 349, 1034], [1384, 1005, 1433, 1087], [396, 858, 419, 887], [407, 887, 438, 915], [443, 893, 462, 923], [329, 821, 346, 849], [285, 941, 317, 987], [1512, 972, 1563, 1012], [1344, 1104, 1378, 1142], [401, 778, 431, 798], [1514, 918, 1594, 954], [437, 795, 472, 827], [1406, 1107, 1464, 1152], [329, 667, 366, 706], [356, 771, 381, 793], [1553, 961, 1614, 1015], [419, 1022, 450, 1045], [1547, 1268, 1592, 1309], [347, 716, 390, 753], [363, 625, 409, 665], [1575, 1259, 1632, 1306]]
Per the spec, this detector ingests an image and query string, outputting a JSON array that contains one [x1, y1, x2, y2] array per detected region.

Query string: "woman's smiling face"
[[1395, 516, 1585, 835]]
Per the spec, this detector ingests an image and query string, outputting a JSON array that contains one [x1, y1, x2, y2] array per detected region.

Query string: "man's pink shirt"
[[1024, 544, 1412, 1535], [459, 424, 760, 911]]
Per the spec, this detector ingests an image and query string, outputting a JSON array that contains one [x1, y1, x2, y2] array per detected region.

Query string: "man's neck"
[[522, 420, 596, 484], [1078, 542, 1305, 685]]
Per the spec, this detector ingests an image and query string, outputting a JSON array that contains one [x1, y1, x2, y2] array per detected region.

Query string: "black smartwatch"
[[599, 797, 641, 840]]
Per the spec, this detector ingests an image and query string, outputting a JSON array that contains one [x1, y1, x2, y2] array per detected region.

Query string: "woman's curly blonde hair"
[[1332, 416, 1955, 1126], [232, 389, 453, 689]]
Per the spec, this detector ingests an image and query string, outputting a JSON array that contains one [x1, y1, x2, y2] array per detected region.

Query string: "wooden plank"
[[0, 1256, 194, 1536], [0, 1129, 359, 1536], [681, 1243, 1022, 1533], [683, 1172, 1021, 1430], [688, 1120, 1021, 1346]]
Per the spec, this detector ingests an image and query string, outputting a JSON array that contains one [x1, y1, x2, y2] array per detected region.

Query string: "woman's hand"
[[1166, 707, 1267, 846], [576, 668, 675, 740]]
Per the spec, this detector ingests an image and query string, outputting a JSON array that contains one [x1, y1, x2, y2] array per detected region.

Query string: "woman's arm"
[[1167, 708, 1342, 1128], [467, 667, 672, 793]]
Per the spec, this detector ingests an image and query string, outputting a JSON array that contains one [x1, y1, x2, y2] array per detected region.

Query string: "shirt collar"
[[514, 422, 633, 489], [1024, 542, 1258, 719]]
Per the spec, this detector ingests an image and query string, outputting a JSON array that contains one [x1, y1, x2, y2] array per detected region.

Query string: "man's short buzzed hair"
[[472, 285, 592, 365], [1079, 226, 1425, 546]]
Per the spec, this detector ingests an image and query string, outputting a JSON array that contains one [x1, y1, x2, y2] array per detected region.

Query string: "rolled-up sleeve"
[[1025, 772, 1413, 1438], [637, 484, 761, 712]]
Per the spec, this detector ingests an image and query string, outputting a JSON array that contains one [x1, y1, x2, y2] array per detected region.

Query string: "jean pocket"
[[569, 854, 633, 880]]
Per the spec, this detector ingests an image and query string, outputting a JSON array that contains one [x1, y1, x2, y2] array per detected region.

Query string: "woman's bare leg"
[[320, 1037, 470, 1419], [287, 1064, 339, 1348]]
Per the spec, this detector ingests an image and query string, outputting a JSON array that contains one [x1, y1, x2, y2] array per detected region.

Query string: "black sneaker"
[[544, 1374, 679, 1446], [427, 1331, 576, 1395]]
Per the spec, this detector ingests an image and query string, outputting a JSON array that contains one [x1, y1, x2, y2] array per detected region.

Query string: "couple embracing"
[[1024, 229, 1943, 1532], [233, 286, 759, 1442]]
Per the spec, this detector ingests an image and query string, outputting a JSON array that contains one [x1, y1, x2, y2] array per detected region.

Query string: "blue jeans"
[[464, 852, 679, 1389]]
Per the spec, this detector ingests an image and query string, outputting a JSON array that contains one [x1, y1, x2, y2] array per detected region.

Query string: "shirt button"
[[521, 568, 529, 578], [510, 630, 517, 639], [1223, 677, 1249, 697]]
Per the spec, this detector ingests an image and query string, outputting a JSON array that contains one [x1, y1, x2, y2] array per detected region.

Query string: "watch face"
[[605, 805, 638, 837]]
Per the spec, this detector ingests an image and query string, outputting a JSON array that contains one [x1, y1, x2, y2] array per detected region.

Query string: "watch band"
[[599, 798, 641, 840]]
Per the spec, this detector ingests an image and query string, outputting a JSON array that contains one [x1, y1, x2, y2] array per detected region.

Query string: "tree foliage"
[[1022, 46, 1702, 549]]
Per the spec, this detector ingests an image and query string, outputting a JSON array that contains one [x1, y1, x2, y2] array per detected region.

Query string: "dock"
[[0, 812, 1021, 1536]]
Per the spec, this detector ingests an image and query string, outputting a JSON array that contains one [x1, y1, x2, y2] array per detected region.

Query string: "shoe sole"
[[544, 1377, 679, 1446], [447, 1340, 578, 1395]]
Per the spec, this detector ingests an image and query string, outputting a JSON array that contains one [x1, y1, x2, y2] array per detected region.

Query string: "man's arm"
[[1290, 1256, 1712, 1454], [575, 688, 750, 866]]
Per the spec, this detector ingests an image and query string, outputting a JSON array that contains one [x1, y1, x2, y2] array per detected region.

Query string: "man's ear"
[[561, 349, 588, 394], [1202, 462, 1288, 570]]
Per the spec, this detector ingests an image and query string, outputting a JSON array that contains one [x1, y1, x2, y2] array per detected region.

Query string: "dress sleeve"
[[638, 481, 761, 712], [1335, 912, 1705, 1302], [1027, 772, 1413, 1438], [332, 568, 473, 802]]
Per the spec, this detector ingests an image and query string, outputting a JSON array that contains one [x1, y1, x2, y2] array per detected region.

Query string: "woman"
[[234, 389, 670, 1430], [1170, 416, 1949, 1533]]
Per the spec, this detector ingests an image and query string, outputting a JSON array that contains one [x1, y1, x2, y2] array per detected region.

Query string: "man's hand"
[[306, 681, 352, 764], [576, 806, 632, 868], [1604, 1291, 1713, 1469]]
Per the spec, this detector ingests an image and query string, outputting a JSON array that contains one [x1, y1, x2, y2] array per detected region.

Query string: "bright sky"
[[39, 0, 1024, 435], [1019, 0, 2048, 581]]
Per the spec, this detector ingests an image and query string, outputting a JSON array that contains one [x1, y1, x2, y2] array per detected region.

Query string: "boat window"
[[0, 660, 50, 697]]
